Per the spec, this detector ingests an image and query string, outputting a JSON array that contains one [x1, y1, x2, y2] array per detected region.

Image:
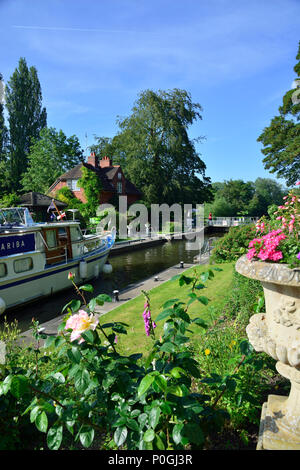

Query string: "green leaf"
[[126, 418, 139, 432], [162, 299, 179, 309], [172, 422, 184, 445], [166, 385, 185, 397], [30, 406, 40, 423], [197, 296, 209, 305], [88, 298, 96, 311], [96, 293, 112, 303], [67, 346, 82, 364], [154, 433, 165, 450], [138, 374, 155, 396], [62, 299, 81, 313], [149, 406, 161, 430], [159, 342, 176, 353], [170, 367, 186, 378], [183, 423, 204, 446], [154, 375, 167, 393], [81, 329, 95, 344], [10, 375, 29, 398], [200, 272, 209, 283], [114, 426, 128, 447], [80, 284, 93, 292], [143, 428, 155, 442], [47, 425, 63, 450], [74, 369, 91, 393], [35, 411, 48, 433], [192, 317, 208, 329], [44, 335, 56, 348], [79, 426, 95, 448], [155, 308, 174, 322]]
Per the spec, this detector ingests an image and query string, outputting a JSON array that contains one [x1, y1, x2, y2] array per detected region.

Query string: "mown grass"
[[100, 262, 234, 356]]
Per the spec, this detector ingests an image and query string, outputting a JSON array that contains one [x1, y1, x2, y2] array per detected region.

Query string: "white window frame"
[[67, 179, 80, 191]]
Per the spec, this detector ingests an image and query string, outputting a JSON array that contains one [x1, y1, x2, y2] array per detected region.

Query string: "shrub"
[[210, 224, 257, 263]]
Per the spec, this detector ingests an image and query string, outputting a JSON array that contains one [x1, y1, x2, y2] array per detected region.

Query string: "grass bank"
[[101, 262, 234, 356]]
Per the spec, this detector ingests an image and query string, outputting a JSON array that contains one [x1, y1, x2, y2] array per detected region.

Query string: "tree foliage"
[[95, 88, 212, 205], [257, 42, 300, 186], [21, 127, 83, 193], [5, 58, 47, 190], [78, 166, 103, 218], [205, 178, 285, 218]]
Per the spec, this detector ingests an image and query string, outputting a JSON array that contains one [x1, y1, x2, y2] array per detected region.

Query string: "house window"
[[67, 179, 80, 191], [117, 182, 122, 194], [117, 172, 122, 180], [14, 257, 33, 273]]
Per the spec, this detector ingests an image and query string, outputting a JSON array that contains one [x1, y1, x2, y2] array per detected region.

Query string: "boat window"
[[0, 263, 7, 277], [70, 226, 82, 242], [58, 227, 67, 241], [46, 229, 57, 248], [14, 257, 33, 273]]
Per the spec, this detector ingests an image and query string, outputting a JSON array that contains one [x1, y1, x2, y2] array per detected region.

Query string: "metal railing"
[[206, 217, 259, 227]]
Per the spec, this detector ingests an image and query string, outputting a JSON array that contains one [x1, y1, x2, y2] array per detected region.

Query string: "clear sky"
[[0, 0, 299, 187]]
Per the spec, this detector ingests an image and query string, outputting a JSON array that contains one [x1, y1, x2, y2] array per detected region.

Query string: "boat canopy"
[[0, 208, 36, 228]]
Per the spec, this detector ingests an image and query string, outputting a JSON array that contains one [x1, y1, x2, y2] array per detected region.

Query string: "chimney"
[[87, 151, 98, 167], [99, 155, 112, 168]]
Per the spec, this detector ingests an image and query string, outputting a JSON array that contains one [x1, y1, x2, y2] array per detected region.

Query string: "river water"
[[1, 236, 216, 333]]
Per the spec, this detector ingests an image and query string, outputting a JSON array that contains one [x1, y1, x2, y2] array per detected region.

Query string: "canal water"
[[1, 236, 216, 333]]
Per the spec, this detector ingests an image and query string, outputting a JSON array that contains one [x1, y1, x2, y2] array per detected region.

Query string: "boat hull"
[[0, 247, 111, 313]]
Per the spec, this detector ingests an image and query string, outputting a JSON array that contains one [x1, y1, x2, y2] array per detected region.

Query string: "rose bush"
[[247, 184, 300, 267]]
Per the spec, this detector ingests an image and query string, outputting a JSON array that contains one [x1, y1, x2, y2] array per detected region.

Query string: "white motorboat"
[[0, 207, 115, 314]]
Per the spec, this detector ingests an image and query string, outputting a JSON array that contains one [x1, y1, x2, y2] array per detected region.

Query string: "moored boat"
[[0, 207, 115, 314]]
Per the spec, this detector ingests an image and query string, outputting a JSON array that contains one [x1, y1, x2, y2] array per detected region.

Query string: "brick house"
[[48, 152, 142, 206]]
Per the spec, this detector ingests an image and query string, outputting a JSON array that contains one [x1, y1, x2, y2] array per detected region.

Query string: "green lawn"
[[100, 262, 234, 356]]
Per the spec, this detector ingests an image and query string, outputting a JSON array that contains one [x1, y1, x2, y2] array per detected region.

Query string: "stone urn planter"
[[235, 254, 300, 450]]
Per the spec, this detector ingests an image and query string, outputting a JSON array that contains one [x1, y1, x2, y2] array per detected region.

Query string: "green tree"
[[5, 57, 47, 190], [0, 72, 10, 193], [247, 177, 285, 216], [21, 127, 83, 193], [257, 42, 300, 186], [219, 179, 254, 214], [110, 88, 212, 205], [78, 166, 102, 218]]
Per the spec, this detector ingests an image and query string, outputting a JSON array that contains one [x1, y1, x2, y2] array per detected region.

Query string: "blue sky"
[[0, 0, 299, 187]]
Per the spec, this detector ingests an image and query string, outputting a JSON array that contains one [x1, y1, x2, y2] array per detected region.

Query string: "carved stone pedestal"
[[235, 255, 300, 450], [257, 363, 300, 450]]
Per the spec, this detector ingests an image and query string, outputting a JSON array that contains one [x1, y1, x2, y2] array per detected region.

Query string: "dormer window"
[[118, 172, 122, 180], [67, 179, 80, 191]]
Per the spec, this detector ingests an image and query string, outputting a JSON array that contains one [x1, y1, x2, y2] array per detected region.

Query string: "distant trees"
[[5, 57, 47, 190], [21, 127, 83, 193], [205, 178, 285, 218], [257, 42, 300, 186]]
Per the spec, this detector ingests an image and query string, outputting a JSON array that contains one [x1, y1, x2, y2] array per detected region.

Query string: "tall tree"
[[0, 72, 10, 193], [110, 88, 212, 205], [5, 57, 47, 190], [257, 42, 300, 186], [21, 127, 83, 193]]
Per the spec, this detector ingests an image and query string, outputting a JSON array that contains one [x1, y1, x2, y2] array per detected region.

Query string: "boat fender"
[[0, 297, 6, 315], [102, 262, 113, 274], [79, 259, 88, 279], [94, 264, 100, 278]]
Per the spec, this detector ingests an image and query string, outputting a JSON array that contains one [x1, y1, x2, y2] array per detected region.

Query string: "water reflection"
[[1, 237, 212, 332]]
